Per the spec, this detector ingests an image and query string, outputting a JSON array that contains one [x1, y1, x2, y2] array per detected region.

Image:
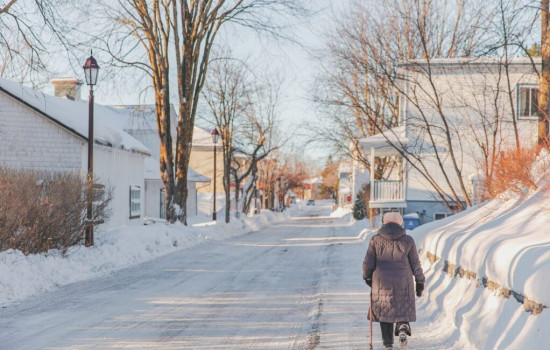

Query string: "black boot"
[[380, 322, 394, 348], [395, 322, 411, 336], [395, 323, 410, 349]]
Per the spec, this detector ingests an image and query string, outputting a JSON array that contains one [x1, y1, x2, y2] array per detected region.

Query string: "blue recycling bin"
[[403, 217, 421, 230]]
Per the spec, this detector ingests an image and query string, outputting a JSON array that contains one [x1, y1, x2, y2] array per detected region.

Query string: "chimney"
[[51, 77, 83, 101]]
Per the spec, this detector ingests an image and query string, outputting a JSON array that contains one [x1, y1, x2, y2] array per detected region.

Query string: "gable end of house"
[[0, 86, 87, 142]]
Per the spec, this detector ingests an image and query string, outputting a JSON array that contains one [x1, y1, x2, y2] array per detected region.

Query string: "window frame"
[[129, 185, 141, 219], [517, 84, 539, 120]]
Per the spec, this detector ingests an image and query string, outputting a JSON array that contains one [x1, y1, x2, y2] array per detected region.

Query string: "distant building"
[[303, 177, 323, 200], [188, 125, 224, 195]]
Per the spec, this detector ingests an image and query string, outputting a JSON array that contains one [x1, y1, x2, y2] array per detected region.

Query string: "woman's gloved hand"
[[364, 278, 372, 287], [416, 282, 424, 297]]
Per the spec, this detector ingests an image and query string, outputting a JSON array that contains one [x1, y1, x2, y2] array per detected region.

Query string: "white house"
[[0, 77, 150, 228], [356, 58, 540, 223], [106, 104, 210, 219]]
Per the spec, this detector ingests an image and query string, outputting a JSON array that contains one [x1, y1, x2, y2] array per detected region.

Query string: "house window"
[[517, 85, 539, 119], [129, 185, 141, 219], [160, 188, 166, 219], [434, 213, 448, 220]]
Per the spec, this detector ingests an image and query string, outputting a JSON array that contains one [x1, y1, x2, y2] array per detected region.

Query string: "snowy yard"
[[0, 198, 549, 349]]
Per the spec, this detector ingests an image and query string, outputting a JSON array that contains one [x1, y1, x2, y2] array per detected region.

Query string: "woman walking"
[[363, 212, 425, 349]]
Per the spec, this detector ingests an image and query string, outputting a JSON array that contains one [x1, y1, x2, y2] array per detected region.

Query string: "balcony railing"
[[372, 180, 404, 202]]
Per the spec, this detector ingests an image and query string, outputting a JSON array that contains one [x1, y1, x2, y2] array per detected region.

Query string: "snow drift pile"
[[412, 152, 550, 348]]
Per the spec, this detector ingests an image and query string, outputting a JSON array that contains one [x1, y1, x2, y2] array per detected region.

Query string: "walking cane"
[[369, 291, 373, 349]]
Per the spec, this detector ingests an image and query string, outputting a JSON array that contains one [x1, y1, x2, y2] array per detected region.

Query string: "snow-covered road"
[[0, 205, 440, 349]]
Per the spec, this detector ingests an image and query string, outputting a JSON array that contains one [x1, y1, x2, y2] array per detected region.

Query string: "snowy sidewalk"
[[0, 210, 288, 307]]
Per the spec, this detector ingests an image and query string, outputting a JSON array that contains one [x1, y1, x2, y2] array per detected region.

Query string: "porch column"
[[402, 156, 408, 204], [369, 147, 375, 227]]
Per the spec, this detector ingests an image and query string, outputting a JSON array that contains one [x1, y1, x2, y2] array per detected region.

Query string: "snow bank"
[[414, 186, 550, 348], [417, 265, 550, 349], [0, 210, 287, 307], [415, 188, 550, 306]]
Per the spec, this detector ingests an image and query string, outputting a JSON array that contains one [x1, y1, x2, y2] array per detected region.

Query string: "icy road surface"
[[0, 205, 437, 349]]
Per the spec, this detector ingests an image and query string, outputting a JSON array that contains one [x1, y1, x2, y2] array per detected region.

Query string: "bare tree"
[[257, 156, 280, 210], [320, 155, 338, 199], [278, 152, 310, 201], [313, 2, 401, 180], [315, 0, 542, 211], [171, 1, 310, 224], [202, 56, 249, 222], [485, 0, 540, 152], [99, 0, 308, 224], [314, 0, 482, 210], [104, 1, 177, 222], [234, 74, 282, 215], [0, 0, 73, 83], [539, 0, 550, 149], [456, 65, 506, 201]]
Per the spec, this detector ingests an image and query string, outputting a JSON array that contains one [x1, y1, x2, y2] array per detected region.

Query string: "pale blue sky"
[[45, 1, 351, 163]]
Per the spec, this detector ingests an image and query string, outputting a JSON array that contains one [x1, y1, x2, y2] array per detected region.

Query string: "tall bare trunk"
[[539, 0, 550, 150], [174, 100, 192, 225], [224, 157, 231, 223], [499, 1, 521, 151], [155, 84, 176, 222]]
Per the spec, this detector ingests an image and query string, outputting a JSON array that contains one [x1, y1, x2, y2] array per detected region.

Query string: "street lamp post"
[[211, 128, 220, 221], [253, 177, 258, 214], [83, 53, 100, 246]]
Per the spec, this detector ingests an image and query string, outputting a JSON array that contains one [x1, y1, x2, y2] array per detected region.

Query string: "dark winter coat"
[[363, 222, 425, 323]]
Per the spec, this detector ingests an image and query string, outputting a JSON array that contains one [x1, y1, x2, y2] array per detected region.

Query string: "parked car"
[[307, 199, 315, 206]]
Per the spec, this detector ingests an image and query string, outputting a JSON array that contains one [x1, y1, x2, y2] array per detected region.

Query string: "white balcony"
[[370, 180, 406, 208]]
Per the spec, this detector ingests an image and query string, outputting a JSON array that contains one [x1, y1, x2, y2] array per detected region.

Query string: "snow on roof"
[[144, 157, 210, 182], [399, 57, 540, 68], [0, 78, 150, 155], [106, 104, 179, 135], [106, 108, 213, 149], [358, 126, 408, 155]]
